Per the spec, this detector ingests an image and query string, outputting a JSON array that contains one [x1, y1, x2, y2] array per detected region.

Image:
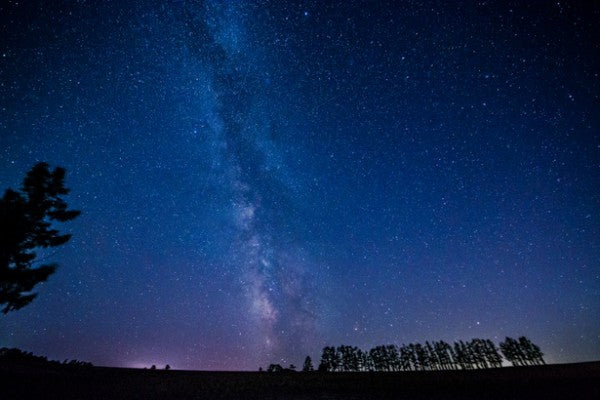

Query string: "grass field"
[[1, 361, 599, 399]]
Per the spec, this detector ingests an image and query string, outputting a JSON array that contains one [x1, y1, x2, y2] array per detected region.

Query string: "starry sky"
[[0, 0, 598, 370]]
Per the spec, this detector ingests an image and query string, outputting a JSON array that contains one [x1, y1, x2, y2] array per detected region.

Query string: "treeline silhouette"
[[0, 347, 93, 368], [264, 336, 544, 372], [262, 364, 297, 373]]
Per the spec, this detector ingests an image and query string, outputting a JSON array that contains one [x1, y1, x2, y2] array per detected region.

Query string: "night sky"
[[0, 0, 598, 370]]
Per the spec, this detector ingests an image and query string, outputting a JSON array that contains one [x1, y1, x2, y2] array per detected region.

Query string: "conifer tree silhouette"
[[302, 356, 314, 372], [386, 345, 400, 371], [319, 346, 339, 372], [500, 336, 542, 366], [518, 336, 545, 365], [360, 349, 373, 371], [399, 344, 412, 371], [415, 343, 429, 370], [0, 163, 80, 313], [425, 341, 437, 370], [484, 339, 503, 368]]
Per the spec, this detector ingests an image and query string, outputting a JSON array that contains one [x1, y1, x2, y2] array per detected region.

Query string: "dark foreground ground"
[[1, 361, 599, 399]]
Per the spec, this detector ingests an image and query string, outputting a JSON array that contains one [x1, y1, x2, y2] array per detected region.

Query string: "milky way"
[[178, 2, 320, 362], [0, 1, 598, 370]]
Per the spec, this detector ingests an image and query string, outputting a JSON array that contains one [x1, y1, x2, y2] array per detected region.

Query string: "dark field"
[[1, 362, 599, 399]]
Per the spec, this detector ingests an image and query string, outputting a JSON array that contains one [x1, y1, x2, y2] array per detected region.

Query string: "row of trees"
[[0, 347, 92, 368], [500, 337, 545, 367], [296, 337, 544, 372]]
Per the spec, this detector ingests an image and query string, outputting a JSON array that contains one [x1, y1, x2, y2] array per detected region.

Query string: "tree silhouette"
[[499, 336, 544, 366], [165, 364, 171, 370], [433, 341, 455, 370], [518, 336, 545, 365], [527, 339, 545, 365], [337, 345, 350, 371], [0, 162, 80, 314], [470, 338, 488, 369], [500, 337, 523, 366], [302, 356, 314, 372], [386, 345, 401, 371], [447, 341, 458, 369], [399, 345, 413, 371], [484, 339, 503, 368], [369, 346, 385, 371], [359, 349, 373, 371], [415, 343, 429, 370], [267, 363, 283, 372], [453, 342, 464, 369], [462, 340, 473, 368], [318, 346, 339, 372], [337, 345, 362, 372]]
